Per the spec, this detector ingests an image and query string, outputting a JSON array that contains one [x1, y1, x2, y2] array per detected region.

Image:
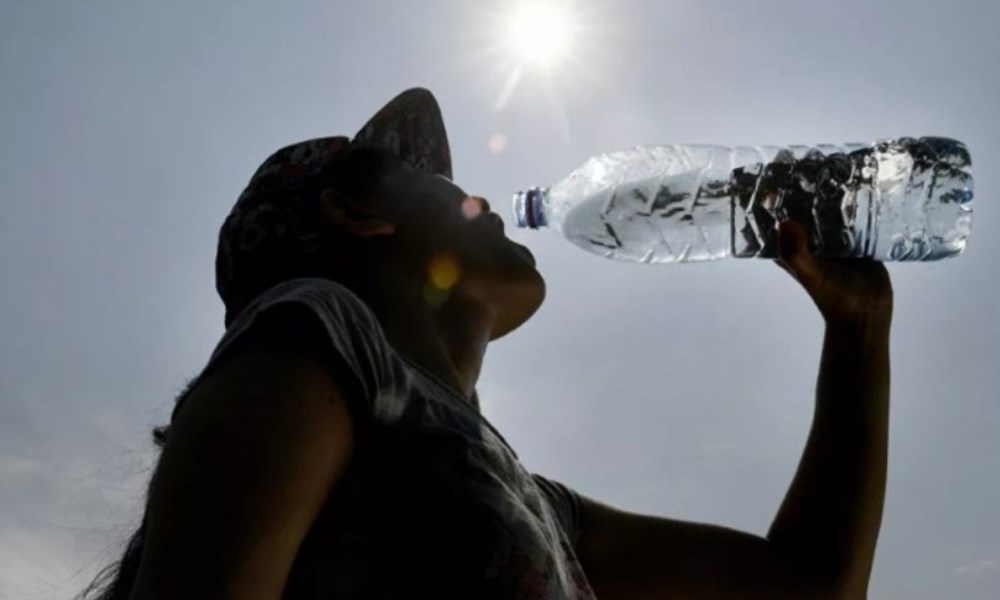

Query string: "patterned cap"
[[216, 88, 452, 325]]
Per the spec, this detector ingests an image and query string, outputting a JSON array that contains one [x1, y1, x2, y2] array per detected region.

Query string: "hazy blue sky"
[[2, 1, 998, 598]]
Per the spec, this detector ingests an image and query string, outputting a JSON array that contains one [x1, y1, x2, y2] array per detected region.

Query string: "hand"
[[775, 220, 893, 328]]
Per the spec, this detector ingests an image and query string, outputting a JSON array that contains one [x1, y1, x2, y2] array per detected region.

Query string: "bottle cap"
[[512, 187, 548, 229]]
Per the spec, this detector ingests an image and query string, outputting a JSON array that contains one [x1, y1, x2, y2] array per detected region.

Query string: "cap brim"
[[353, 87, 453, 180]]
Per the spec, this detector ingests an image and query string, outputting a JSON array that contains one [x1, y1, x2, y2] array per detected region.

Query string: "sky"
[[1, 1, 998, 598]]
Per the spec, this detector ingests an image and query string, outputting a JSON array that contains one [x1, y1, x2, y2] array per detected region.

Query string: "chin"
[[489, 267, 546, 341]]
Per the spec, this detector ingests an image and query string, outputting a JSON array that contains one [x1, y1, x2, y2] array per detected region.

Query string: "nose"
[[471, 196, 491, 213]]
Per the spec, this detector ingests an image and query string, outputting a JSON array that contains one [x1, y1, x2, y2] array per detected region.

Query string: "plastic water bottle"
[[512, 137, 973, 263]]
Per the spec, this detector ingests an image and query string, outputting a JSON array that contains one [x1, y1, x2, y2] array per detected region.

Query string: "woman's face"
[[373, 163, 546, 339]]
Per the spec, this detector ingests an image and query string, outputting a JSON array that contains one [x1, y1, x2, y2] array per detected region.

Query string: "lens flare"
[[489, 132, 508, 154], [428, 253, 461, 290]]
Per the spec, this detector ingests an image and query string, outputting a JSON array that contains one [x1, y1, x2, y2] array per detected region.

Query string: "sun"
[[464, 0, 616, 116], [505, 1, 576, 67]]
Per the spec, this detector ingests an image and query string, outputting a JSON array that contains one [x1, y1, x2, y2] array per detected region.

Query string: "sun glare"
[[468, 0, 616, 122], [506, 1, 575, 67]]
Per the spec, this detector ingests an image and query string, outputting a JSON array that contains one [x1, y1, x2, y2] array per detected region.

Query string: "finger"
[[776, 220, 820, 286]]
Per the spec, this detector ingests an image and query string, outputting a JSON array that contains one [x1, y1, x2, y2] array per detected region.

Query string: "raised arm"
[[575, 220, 893, 600], [767, 220, 892, 596]]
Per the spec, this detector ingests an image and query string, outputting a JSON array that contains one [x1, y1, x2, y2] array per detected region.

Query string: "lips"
[[485, 212, 505, 234], [479, 212, 534, 265]]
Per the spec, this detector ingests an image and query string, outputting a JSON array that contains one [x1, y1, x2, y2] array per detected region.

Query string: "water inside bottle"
[[555, 138, 972, 263], [560, 171, 732, 263]]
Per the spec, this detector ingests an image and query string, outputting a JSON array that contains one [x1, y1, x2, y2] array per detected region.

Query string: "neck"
[[357, 274, 495, 409]]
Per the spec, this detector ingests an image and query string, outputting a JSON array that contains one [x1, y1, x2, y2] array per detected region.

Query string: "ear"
[[319, 188, 396, 238]]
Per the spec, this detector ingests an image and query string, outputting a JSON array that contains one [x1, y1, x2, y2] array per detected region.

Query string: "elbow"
[[825, 576, 871, 600], [773, 548, 872, 600], [791, 568, 871, 600]]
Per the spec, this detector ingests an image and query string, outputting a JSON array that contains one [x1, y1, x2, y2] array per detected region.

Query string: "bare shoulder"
[[174, 303, 355, 434], [131, 304, 357, 600]]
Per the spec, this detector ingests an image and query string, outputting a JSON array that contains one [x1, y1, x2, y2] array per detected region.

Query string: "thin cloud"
[[953, 557, 1000, 576]]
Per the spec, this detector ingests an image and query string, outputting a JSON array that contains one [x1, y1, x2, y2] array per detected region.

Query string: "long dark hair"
[[74, 415, 174, 600], [76, 145, 397, 599]]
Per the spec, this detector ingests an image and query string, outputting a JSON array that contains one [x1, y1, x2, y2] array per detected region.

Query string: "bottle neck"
[[512, 187, 549, 229]]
